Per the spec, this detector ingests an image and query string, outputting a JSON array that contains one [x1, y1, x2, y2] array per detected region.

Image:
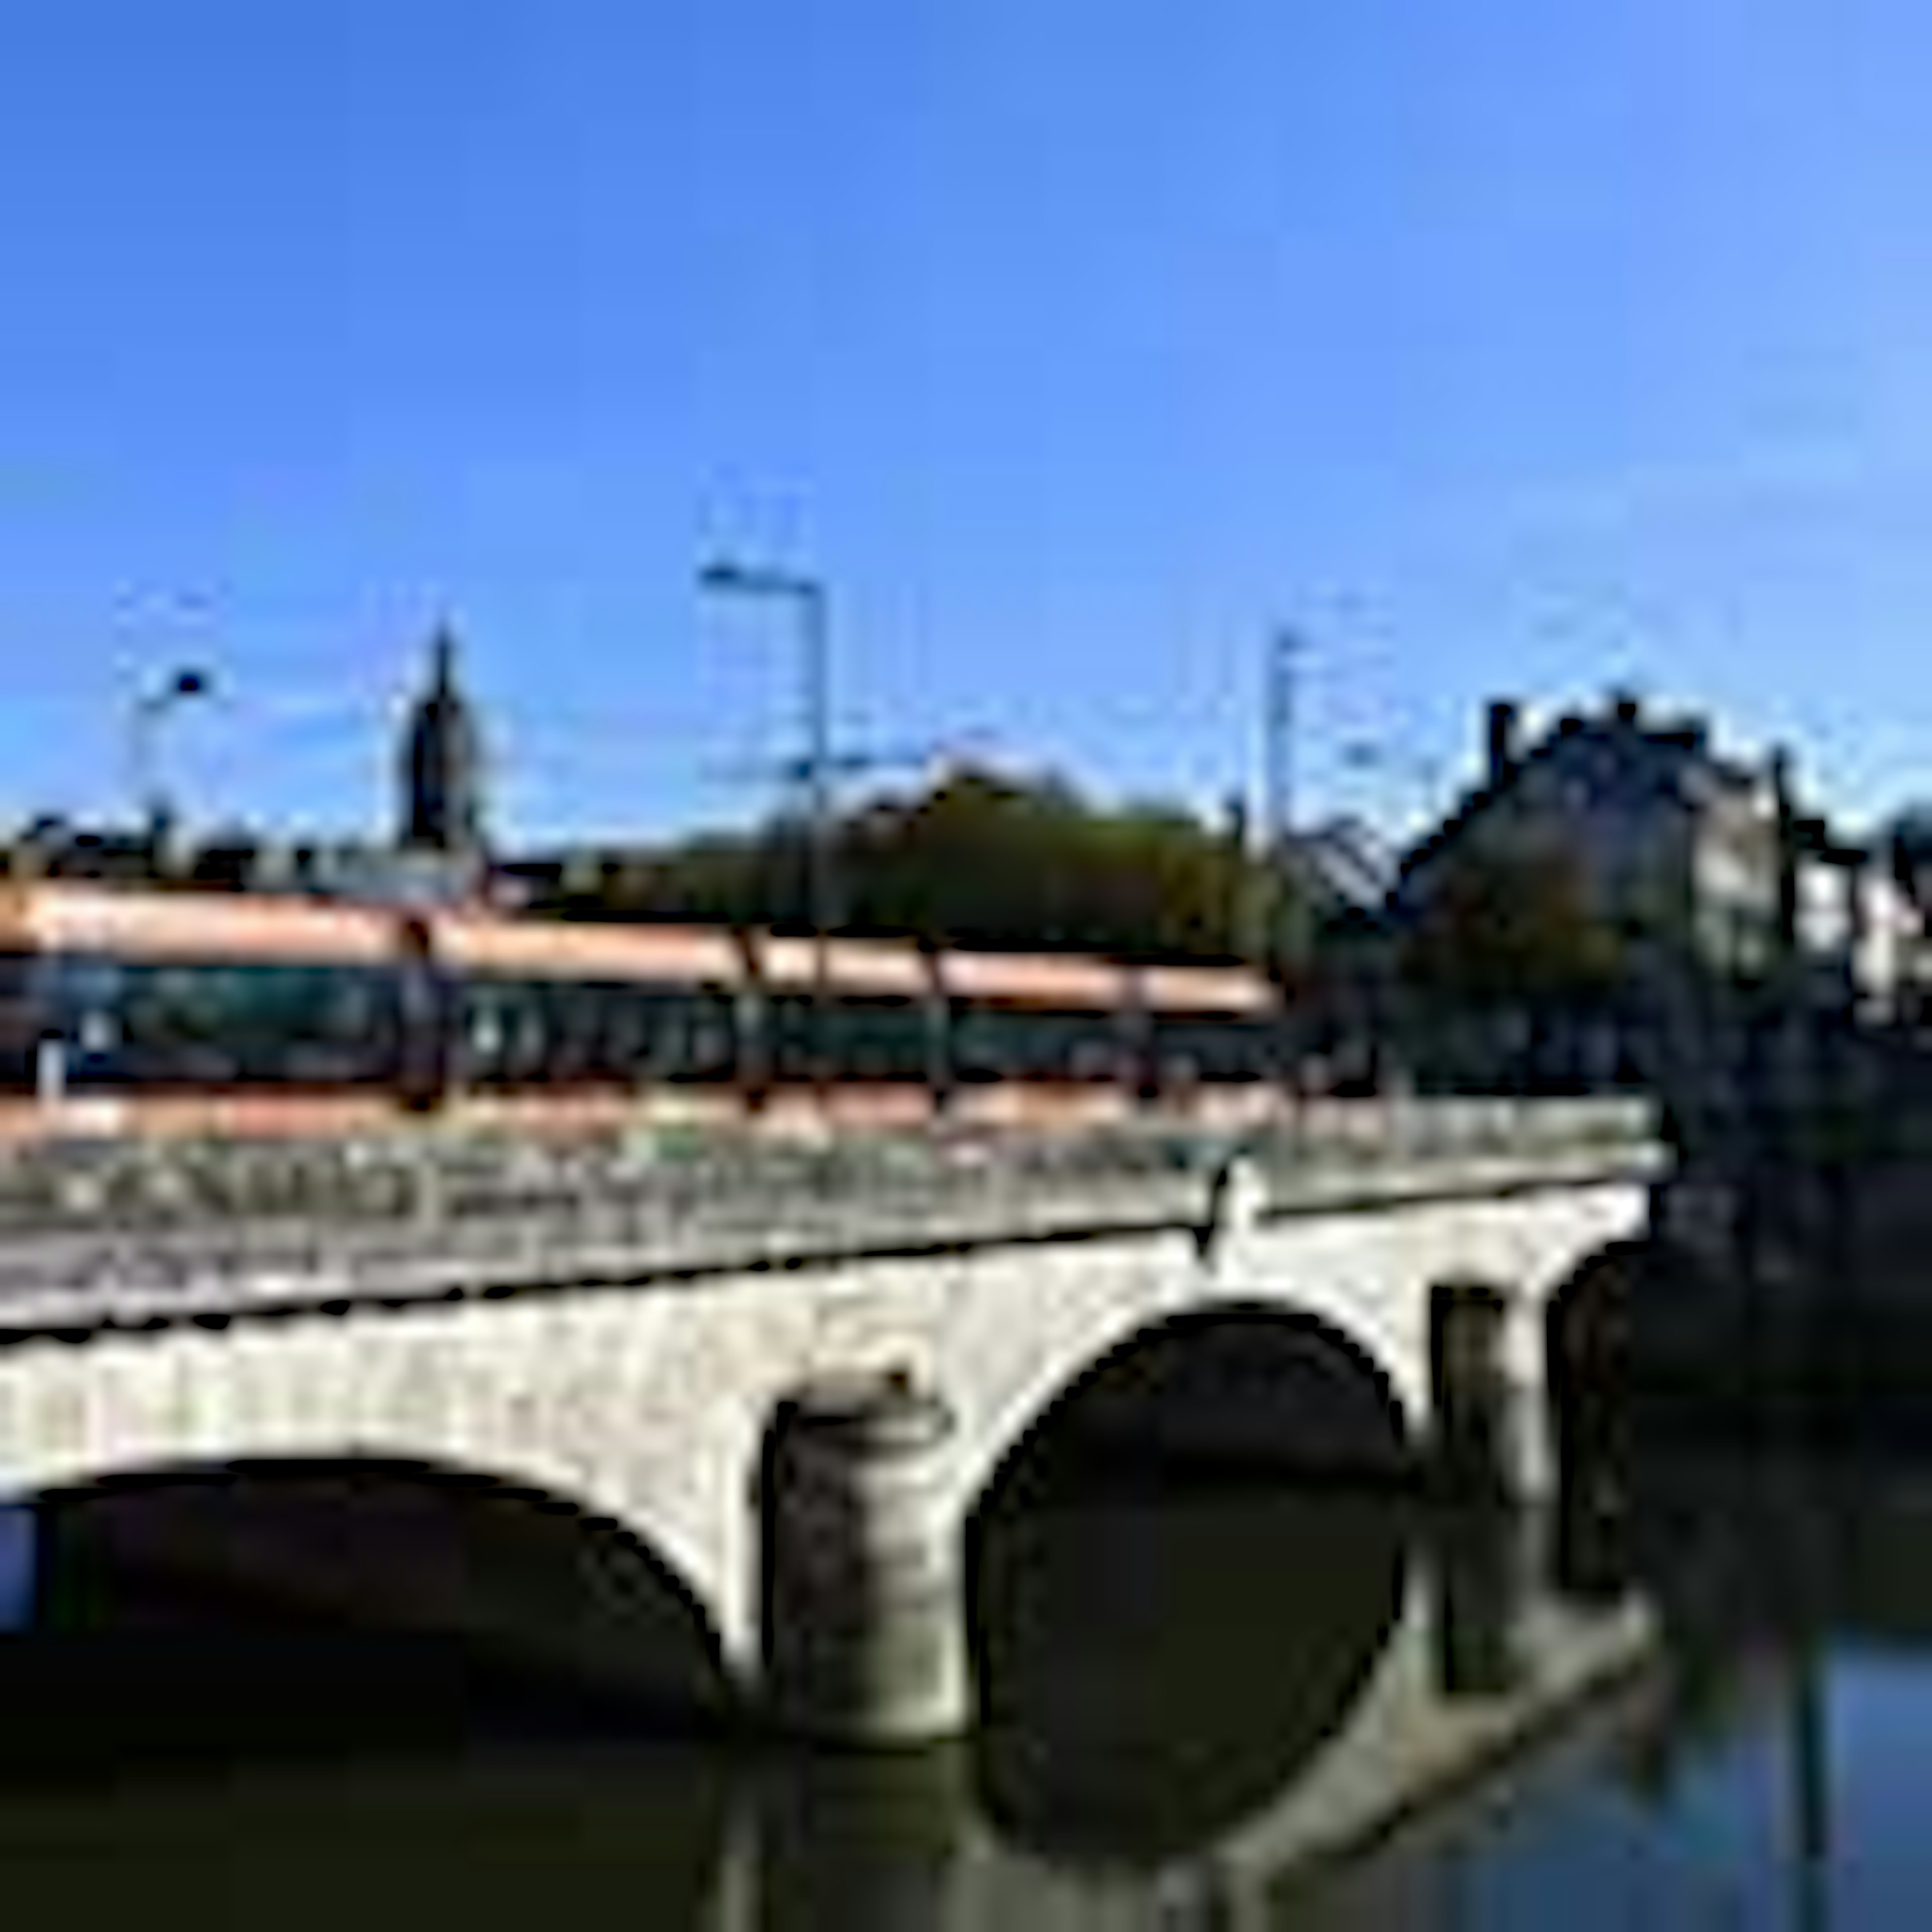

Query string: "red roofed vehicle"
[[426, 905, 745, 1137], [936, 946, 1142, 1129], [745, 932, 944, 1134], [1136, 962, 1283, 1125], [0, 881, 406, 1142], [0, 878, 1293, 1145]]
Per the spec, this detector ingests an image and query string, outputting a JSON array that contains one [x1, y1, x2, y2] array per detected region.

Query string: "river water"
[[0, 1433, 1925, 1928]]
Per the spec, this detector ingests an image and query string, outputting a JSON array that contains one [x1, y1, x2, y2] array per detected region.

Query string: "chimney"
[[1610, 688, 1642, 727], [1770, 746, 1795, 811], [1485, 700, 1520, 786], [1771, 747, 1799, 955]]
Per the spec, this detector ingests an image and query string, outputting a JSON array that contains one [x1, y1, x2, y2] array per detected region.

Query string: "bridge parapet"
[[1253, 1097, 1659, 1213], [0, 1101, 1662, 1341]]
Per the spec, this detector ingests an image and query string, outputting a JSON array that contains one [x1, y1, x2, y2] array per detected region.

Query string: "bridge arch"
[[962, 1298, 1416, 1524], [0, 1300, 787, 1696], [1545, 1235, 1734, 1424], [959, 1301, 1415, 1864], [24, 1449, 743, 1725]]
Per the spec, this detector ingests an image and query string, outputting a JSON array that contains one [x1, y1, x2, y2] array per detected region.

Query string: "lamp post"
[[698, 559, 834, 1080], [129, 665, 214, 856], [1263, 631, 1302, 983]]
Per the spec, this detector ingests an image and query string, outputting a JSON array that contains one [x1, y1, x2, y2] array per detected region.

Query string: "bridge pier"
[[1429, 1276, 1547, 1503], [1429, 1496, 1543, 1700], [759, 1369, 970, 1747]]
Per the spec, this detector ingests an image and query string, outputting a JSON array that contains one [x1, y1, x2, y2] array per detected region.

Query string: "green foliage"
[[1398, 845, 1626, 1007], [527, 764, 1295, 963]]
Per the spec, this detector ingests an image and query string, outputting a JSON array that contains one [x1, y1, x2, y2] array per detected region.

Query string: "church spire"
[[398, 624, 487, 856]]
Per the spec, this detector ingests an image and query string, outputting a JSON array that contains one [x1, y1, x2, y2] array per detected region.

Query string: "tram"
[[0, 879, 1289, 1141]]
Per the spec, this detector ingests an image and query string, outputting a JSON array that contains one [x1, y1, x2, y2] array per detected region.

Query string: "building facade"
[[1389, 690, 1927, 1093], [1399, 692, 1788, 988]]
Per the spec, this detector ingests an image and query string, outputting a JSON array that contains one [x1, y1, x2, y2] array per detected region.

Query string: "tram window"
[[679, 996, 739, 1082], [767, 991, 813, 1080], [1149, 1014, 1278, 1082], [458, 980, 543, 1084], [0, 953, 38, 1089], [768, 992, 930, 1082], [467, 1003, 506, 1065], [457, 977, 738, 1086], [840, 996, 931, 1081], [595, 982, 735, 1084], [604, 987, 668, 1076], [951, 1002, 1128, 1083], [39, 953, 121, 1085], [47, 956, 398, 1087], [545, 983, 602, 1079]]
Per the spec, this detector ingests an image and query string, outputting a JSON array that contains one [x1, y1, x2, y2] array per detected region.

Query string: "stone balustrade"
[[0, 1100, 1656, 1237], [0, 1101, 1662, 1341]]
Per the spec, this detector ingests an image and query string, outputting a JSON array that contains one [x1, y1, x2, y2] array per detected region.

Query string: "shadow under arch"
[[1544, 1236, 1743, 1606], [965, 1303, 1414, 1868], [1546, 1236, 1741, 1444], [12, 1452, 744, 1782]]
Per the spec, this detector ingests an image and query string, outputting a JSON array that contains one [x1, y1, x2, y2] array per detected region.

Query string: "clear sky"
[[3, 1, 1931, 848]]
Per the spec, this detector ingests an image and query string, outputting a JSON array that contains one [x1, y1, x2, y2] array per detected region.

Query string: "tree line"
[[525, 765, 1292, 966], [524, 761, 1662, 1009]]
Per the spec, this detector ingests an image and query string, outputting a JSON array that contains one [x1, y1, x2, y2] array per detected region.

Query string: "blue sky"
[[3, 1, 1931, 846]]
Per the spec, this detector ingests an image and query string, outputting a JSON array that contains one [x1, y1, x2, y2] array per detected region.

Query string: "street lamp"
[[697, 558, 834, 1081], [1263, 631, 1301, 980], [129, 665, 215, 849]]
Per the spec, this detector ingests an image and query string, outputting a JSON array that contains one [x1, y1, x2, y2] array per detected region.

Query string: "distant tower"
[[398, 627, 487, 856]]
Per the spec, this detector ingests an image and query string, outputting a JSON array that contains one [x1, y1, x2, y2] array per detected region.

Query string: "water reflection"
[[1429, 1496, 1533, 1700], [0, 1732, 736, 1930], [969, 1475, 1411, 1865], [18, 1424, 1932, 1924], [746, 1747, 972, 1932]]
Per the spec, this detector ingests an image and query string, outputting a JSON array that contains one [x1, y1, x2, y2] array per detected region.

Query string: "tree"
[[522, 762, 1305, 965], [1397, 844, 1626, 1009]]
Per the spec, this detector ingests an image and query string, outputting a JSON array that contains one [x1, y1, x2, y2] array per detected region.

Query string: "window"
[[46, 953, 401, 1088], [768, 991, 933, 1082], [951, 1001, 1130, 1084], [455, 975, 738, 1087], [0, 952, 37, 1090], [1149, 1013, 1279, 1084]]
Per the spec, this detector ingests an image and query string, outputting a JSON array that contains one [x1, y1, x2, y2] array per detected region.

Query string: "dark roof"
[[1396, 703, 1764, 888]]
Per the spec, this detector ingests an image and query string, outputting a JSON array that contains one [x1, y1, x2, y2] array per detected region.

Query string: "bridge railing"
[[1257, 1095, 1654, 1167], [0, 1101, 1664, 1329], [0, 1124, 1211, 1251], [0, 1097, 1657, 1241]]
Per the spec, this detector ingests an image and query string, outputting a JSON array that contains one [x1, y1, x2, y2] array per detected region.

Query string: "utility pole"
[[1264, 630, 1302, 980], [129, 665, 214, 868], [698, 559, 834, 1082]]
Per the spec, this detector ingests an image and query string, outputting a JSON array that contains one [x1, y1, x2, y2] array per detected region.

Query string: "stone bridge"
[[0, 1101, 1662, 1740]]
